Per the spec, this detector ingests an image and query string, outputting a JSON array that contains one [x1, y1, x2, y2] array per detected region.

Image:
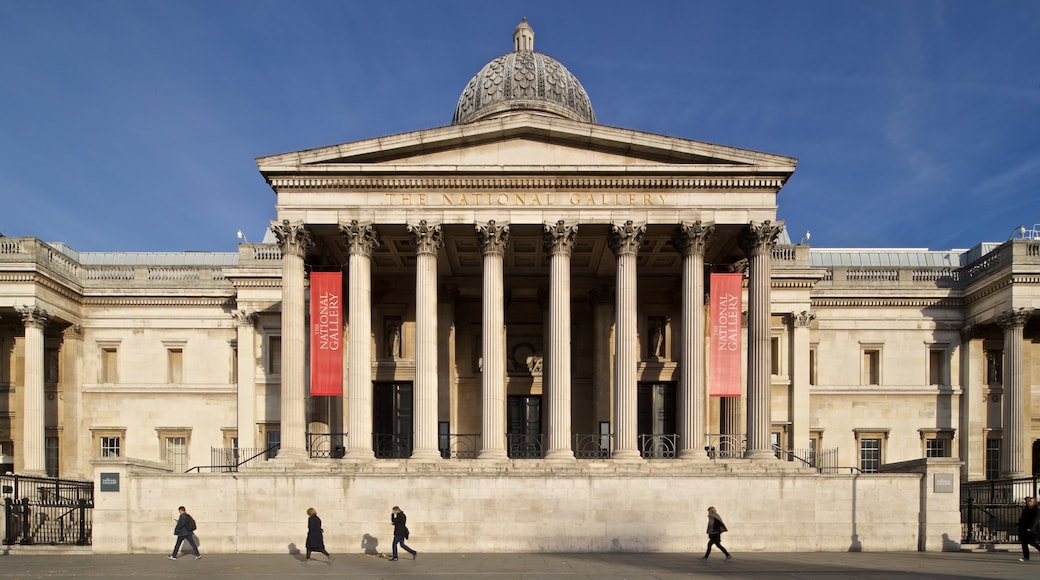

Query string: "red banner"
[[709, 273, 742, 397], [310, 272, 343, 396]]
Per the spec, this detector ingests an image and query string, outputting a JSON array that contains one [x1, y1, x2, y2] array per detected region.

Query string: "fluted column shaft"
[[17, 306, 48, 475], [741, 221, 783, 459], [341, 221, 380, 459], [609, 221, 644, 460], [271, 220, 313, 461], [476, 221, 509, 460], [233, 310, 258, 450], [675, 222, 713, 459], [545, 221, 577, 460], [998, 308, 1032, 478], [409, 221, 443, 460]]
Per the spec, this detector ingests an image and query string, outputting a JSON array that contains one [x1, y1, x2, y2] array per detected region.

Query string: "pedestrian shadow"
[[361, 533, 380, 555], [288, 542, 305, 562]]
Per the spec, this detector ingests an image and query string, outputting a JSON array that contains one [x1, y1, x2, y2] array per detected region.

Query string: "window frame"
[[854, 428, 889, 473], [156, 428, 191, 471], [92, 427, 126, 459], [860, 342, 883, 386], [97, 340, 121, 384]]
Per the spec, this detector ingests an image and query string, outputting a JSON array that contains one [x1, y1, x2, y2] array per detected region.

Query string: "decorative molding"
[[267, 176, 789, 191], [811, 298, 964, 308], [82, 297, 235, 307]]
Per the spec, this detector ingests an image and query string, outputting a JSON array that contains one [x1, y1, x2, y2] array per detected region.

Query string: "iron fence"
[[573, 433, 612, 459], [639, 434, 678, 459], [961, 476, 1040, 544], [507, 434, 543, 459], [704, 433, 745, 459], [373, 434, 412, 459], [2, 474, 92, 546], [440, 434, 480, 459], [185, 445, 278, 473], [307, 432, 346, 459]]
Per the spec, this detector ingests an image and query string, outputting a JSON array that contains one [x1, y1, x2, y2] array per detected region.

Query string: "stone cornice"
[[267, 175, 788, 191], [82, 297, 235, 307], [812, 298, 964, 308], [1, 272, 83, 304]]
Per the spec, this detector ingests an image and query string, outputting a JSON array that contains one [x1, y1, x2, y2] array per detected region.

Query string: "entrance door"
[[507, 395, 542, 458], [638, 382, 677, 458], [373, 382, 413, 458]]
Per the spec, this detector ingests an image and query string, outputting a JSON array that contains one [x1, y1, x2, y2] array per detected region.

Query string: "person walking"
[[305, 507, 332, 562], [704, 506, 731, 560], [168, 506, 201, 560], [389, 505, 417, 561], [1018, 496, 1040, 561]]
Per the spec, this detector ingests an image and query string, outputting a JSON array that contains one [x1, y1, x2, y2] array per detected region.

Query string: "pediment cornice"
[[268, 174, 789, 191]]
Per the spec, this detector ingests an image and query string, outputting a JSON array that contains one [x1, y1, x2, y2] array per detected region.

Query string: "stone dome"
[[452, 19, 596, 125]]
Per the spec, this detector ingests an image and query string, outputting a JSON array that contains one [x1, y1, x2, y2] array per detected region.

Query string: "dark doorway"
[[373, 382, 413, 458], [507, 395, 542, 458], [638, 382, 677, 458], [1033, 440, 1040, 476]]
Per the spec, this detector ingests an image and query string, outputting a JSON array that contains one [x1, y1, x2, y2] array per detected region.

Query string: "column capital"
[[476, 220, 510, 256], [608, 220, 645, 257], [739, 220, 784, 258], [271, 220, 314, 258], [997, 308, 1032, 330], [62, 324, 83, 340], [340, 220, 381, 256], [673, 221, 715, 257], [231, 309, 258, 327], [544, 220, 578, 256], [791, 310, 816, 328], [407, 220, 443, 256], [960, 324, 976, 341], [16, 305, 48, 329]]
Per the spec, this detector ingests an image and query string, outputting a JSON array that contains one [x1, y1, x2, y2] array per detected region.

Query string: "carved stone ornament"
[[544, 220, 578, 255], [739, 220, 784, 258], [475, 220, 510, 255], [16, 305, 48, 329], [608, 220, 645, 257], [62, 324, 83, 340], [407, 220, 444, 255], [727, 258, 749, 274], [996, 307, 1032, 330], [270, 220, 315, 258], [231, 310, 258, 327], [960, 325, 976, 341], [793, 311, 816, 327], [673, 221, 715, 256], [340, 220, 381, 256]]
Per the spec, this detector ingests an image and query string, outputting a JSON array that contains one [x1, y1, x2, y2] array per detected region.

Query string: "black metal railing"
[[373, 434, 412, 459], [507, 434, 543, 459], [961, 476, 1040, 544], [639, 434, 678, 459], [440, 434, 480, 459], [573, 433, 612, 459], [185, 444, 279, 473], [307, 432, 347, 459], [772, 446, 840, 473], [703, 433, 745, 459], [2, 474, 93, 546]]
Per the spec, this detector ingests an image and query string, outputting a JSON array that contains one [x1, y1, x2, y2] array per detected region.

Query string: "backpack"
[[185, 514, 197, 532]]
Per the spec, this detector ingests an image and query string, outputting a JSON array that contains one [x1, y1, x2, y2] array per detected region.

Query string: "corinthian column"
[[674, 221, 713, 459], [476, 220, 509, 460], [544, 220, 577, 460], [408, 220, 443, 461], [609, 220, 644, 460], [341, 220, 381, 459], [17, 305, 48, 475], [232, 310, 258, 450], [998, 308, 1032, 478], [271, 220, 314, 462], [740, 221, 783, 459]]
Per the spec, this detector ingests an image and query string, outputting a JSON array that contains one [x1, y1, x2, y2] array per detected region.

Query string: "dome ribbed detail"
[[452, 20, 595, 125]]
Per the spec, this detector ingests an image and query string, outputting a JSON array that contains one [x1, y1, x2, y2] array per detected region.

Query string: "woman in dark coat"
[[704, 506, 731, 560], [305, 507, 332, 561]]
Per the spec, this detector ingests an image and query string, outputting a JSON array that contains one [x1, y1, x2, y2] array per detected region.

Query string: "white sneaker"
[[195, 555, 202, 560], [167, 555, 176, 560]]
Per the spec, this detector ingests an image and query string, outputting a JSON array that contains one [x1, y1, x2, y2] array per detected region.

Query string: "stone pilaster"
[[589, 287, 614, 442], [740, 220, 783, 459], [674, 221, 713, 459], [16, 305, 48, 475], [608, 220, 644, 460], [790, 310, 815, 452], [59, 324, 84, 478], [476, 220, 510, 460], [340, 220, 380, 460], [232, 310, 259, 450], [544, 220, 577, 460], [408, 220, 443, 461], [997, 308, 1032, 478], [271, 220, 314, 462]]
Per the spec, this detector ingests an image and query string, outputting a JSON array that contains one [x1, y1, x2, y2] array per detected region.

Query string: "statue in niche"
[[385, 317, 402, 359], [648, 317, 666, 358]]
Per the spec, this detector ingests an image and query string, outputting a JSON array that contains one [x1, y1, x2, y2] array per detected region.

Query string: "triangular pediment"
[[257, 112, 798, 175]]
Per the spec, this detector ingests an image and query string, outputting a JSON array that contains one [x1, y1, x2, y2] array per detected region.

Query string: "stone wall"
[[92, 458, 962, 554]]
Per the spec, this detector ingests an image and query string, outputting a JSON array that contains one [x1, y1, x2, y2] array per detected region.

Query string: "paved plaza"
[[0, 551, 1038, 579]]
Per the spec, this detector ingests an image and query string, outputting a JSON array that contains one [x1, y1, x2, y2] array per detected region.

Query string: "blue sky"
[[1, 1, 1038, 253]]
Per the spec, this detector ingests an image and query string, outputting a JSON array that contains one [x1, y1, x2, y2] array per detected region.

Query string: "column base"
[[677, 449, 713, 462], [544, 450, 576, 461], [17, 469, 48, 478], [271, 448, 309, 464], [610, 449, 643, 462], [408, 449, 443, 462], [743, 449, 779, 460], [478, 449, 509, 461], [343, 448, 375, 461]]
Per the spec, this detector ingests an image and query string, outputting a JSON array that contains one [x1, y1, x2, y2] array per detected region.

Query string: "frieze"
[[267, 176, 788, 191], [811, 298, 964, 308], [82, 297, 235, 307]]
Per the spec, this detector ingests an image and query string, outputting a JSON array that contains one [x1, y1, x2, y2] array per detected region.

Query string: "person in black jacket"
[[389, 505, 417, 561], [167, 506, 201, 560], [704, 506, 731, 560], [305, 507, 332, 562], [1018, 497, 1040, 561]]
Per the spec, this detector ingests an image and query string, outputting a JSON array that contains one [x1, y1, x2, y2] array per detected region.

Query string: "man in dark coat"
[[168, 506, 201, 560], [389, 505, 417, 561], [1018, 496, 1040, 561]]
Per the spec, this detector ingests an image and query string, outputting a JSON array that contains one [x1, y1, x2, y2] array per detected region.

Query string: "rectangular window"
[[268, 336, 282, 375], [985, 439, 1000, 480], [266, 430, 280, 459], [862, 349, 880, 385], [859, 438, 881, 473], [925, 438, 949, 458], [101, 348, 118, 383], [770, 337, 780, 375], [101, 436, 121, 458], [809, 347, 817, 386], [230, 342, 238, 384], [928, 349, 946, 386], [45, 436, 59, 477], [167, 348, 183, 384], [986, 349, 1003, 385], [165, 437, 187, 472]]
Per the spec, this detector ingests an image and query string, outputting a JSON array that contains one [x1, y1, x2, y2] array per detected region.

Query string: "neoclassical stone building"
[[0, 20, 1036, 553]]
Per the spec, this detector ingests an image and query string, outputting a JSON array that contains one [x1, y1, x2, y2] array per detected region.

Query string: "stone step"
[[1, 544, 92, 556]]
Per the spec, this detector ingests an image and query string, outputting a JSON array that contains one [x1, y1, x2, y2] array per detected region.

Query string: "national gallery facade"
[[0, 20, 1036, 553]]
